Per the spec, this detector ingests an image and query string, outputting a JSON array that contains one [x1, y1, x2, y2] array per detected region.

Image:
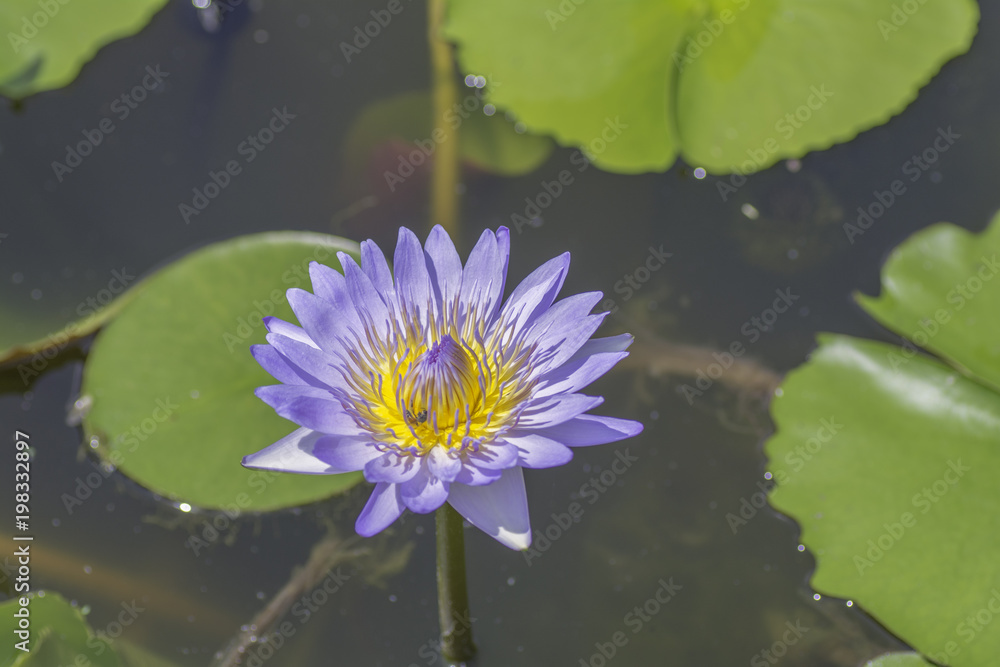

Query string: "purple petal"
[[313, 436, 382, 471], [428, 446, 463, 482], [448, 467, 531, 550], [263, 316, 318, 348], [400, 468, 449, 514], [339, 253, 392, 334], [252, 344, 313, 386], [502, 434, 574, 469], [264, 333, 347, 390], [454, 460, 503, 486], [517, 394, 604, 429], [356, 483, 406, 537], [242, 427, 352, 474], [534, 335, 634, 397], [360, 240, 396, 299], [466, 441, 519, 469], [394, 227, 434, 320], [364, 452, 423, 484], [275, 396, 359, 435], [424, 225, 463, 307], [498, 253, 570, 335], [459, 229, 504, 322], [308, 262, 364, 331], [521, 293, 607, 373], [287, 288, 355, 354], [255, 384, 333, 411], [530, 414, 644, 447], [495, 226, 511, 299]]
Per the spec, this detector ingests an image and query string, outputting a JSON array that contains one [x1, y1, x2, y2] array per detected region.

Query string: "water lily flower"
[[242, 226, 642, 549]]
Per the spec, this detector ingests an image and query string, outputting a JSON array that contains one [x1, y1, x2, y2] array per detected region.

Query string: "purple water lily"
[[242, 226, 642, 549]]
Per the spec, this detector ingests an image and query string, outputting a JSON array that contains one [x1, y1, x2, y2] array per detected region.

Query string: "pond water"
[[2, 1, 999, 665]]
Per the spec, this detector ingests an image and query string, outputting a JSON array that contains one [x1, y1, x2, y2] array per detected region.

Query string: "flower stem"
[[427, 0, 460, 240], [436, 503, 476, 662]]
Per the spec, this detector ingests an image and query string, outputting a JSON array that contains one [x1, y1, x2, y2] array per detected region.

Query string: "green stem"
[[428, 0, 460, 240], [436, 503, 476, 662]]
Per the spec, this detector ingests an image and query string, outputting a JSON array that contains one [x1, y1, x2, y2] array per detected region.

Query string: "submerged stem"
[[428, 0, 460, 239], [436, 503, 476, 662]]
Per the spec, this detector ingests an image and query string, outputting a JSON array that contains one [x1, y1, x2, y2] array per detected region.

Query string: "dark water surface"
[[2, 1, 1000, 665]]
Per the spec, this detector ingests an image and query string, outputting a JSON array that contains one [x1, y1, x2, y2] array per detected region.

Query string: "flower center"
[[400, 335, 482, 437]]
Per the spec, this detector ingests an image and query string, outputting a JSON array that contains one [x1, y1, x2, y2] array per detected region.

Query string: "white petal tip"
[[496, 527, 531, 551]]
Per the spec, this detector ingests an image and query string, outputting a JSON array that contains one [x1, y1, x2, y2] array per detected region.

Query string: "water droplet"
[[693, 167, 706, 179]]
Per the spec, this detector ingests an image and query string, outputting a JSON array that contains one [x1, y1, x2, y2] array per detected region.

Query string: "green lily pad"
[[865, 653, 935, 667], [0, 592, 122, 667], [766, 216, 1000, 666], [444, 0, 978, 174], [0, 0, 167, 99], [856, 220, 1000, 392], [81, 232, 365, 512]]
